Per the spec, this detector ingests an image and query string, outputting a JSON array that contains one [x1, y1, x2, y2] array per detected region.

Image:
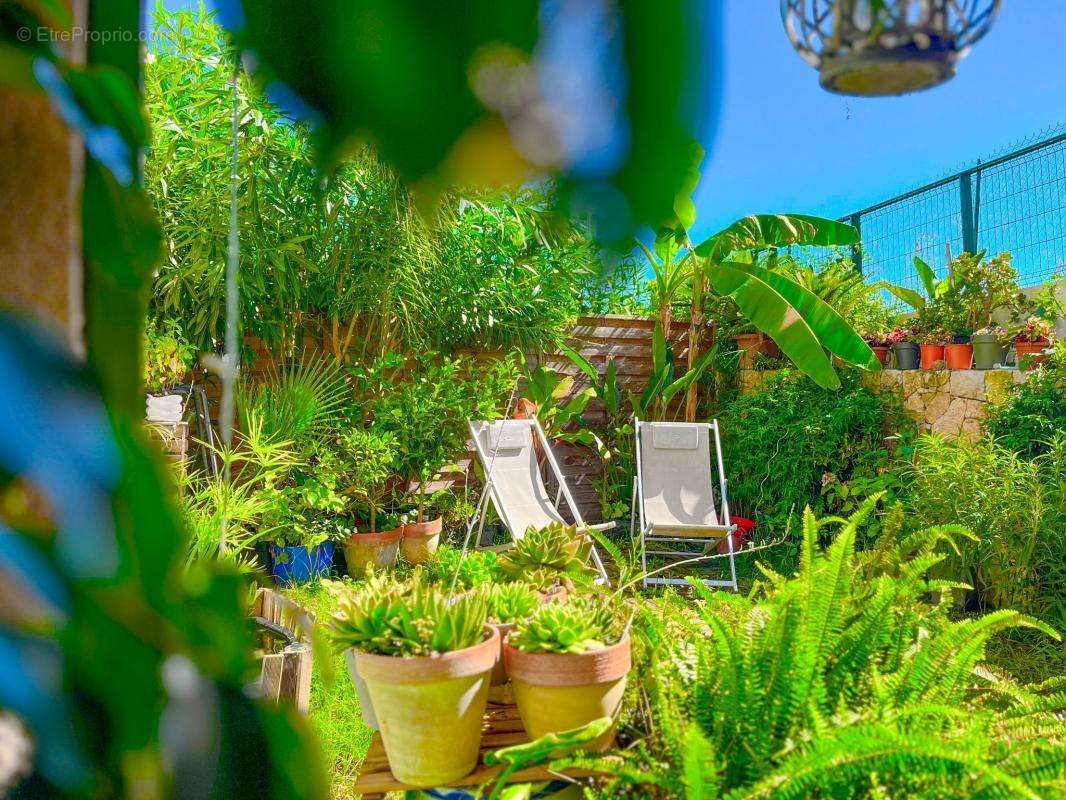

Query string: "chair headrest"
[[485, 421, 532, 451], [650, 425, 700, 450]]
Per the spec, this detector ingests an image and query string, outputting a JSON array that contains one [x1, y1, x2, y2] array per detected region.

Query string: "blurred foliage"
[[985, 342, 1066, 458]]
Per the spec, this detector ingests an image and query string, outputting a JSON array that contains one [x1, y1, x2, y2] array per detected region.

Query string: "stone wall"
[[738, 368, 1028, 442]]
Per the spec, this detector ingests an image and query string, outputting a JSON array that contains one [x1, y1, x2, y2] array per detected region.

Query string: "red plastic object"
[[718, 516, 756, 554]]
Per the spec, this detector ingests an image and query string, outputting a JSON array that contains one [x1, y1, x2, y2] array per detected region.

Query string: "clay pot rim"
[[402, 516, 443, 538], [503, 631, 631, 687], [354, 625, 499, 684], [346, 526, 403, 544]]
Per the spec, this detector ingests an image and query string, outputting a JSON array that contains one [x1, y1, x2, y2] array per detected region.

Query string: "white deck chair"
[[632, 418, 738, 590], [466, 417, 613, 585]]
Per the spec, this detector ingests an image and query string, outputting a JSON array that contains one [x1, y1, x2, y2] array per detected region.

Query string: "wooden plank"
[[352, 702, 605, 798]]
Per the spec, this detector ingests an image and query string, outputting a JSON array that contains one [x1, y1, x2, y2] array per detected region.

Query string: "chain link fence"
[[796, 131, 1066, 291]]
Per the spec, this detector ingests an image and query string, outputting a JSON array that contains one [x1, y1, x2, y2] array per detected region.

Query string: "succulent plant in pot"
[[1014, 316, 1056, 370], [485, 582, 541, 703], [503, 596, 630, 751], [327, 575, 496, 786], [497, 522, 598, 595]]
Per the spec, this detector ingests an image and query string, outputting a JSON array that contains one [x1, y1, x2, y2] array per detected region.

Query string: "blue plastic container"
[[270, 541, 334, 586]]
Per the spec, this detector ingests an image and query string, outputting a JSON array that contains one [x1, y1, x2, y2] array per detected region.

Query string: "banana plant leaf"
[[694, 214, 860, 261], [721, 262, 880, 371], [709, 265, 842, 389]]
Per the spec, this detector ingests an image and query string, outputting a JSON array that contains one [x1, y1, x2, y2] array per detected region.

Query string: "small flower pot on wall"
[[892, 342, 920, 370], [1015, 339, 1050, 370], [972, 335, 1008, 370], [733, 332, 781, 369], [343, 527, 402, 577], [401, 516, 443, 565], [353, 626, 499, 786], [504, 632, 631, 752], [870, 345, 891, 366], [944, 343, 973, 370], [919, 344, 945, 370]]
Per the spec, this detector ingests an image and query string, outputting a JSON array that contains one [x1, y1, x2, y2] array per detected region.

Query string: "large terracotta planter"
[[944, 343, 973, 370], [354, 626, 499, 787], [343, 527, 402, 578], [487, 621, 516, 705], [503, 632, 631, 752], [919, 343, 945, 370], [972, 335, 1008, 370], [1015, 339, 1050, 370], [733, 332, 781, 369], [343, 649, 379, 730], [401, 516, 442, 565]]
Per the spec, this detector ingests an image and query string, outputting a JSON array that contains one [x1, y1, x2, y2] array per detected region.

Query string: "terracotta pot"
[[733, 332, 782, 369], [354, 626, 499, 787], [504, 632, 631, 752], [870, 345, 891, 366], [343, 527, 402, 577], [487, 621, 516, 705], [538, 584, 569, 605], [919, 343, 945, 370], [343, 649, 379, 730], [1015, 339, 1050, 370], [401, 516, 443, 565], [944, 343, 973, 370]]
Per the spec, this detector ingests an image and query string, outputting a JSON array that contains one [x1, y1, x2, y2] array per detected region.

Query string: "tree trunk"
[[684, 256, 706, 422]]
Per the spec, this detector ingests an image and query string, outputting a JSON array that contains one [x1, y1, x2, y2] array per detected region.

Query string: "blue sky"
[[692, 2, 1066, 241]]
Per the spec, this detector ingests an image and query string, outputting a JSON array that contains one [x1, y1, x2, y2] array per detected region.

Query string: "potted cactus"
[[503, 596, 630, 752], [485, 582, 541, 704], [327, 576, 496, 787]]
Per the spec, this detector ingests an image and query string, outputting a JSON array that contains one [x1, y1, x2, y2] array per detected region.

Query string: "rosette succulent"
[[326, 575, 488, 657], [509, 597, 618, 655], [487, 582, 540, 624], [498, 523, 595, 584]]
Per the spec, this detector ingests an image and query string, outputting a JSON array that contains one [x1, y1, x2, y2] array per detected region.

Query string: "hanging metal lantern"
[[781, 1, 1002, 96]]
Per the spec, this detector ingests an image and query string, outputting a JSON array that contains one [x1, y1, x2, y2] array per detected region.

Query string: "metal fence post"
[[849, 212, 862, 274], [960, 171, 977, 255]]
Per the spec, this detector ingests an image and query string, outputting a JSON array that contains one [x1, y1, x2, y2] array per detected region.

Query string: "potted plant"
[[327, 577, 496, 787], [1014, 316, 1055, 370], [862, 331, 892, 366], [887, 328, 919, 369], [503, 596, 630, 751], [331, 427, 404, 576], [944, 333, 973, 370], [486, 582, 541, 704], [143, 317, 196, 422], [259, 465, 348, 586], [375, 355, 513, 565], [733, 328, 782, 369], [917, 328, 948, 370], [497, 523, 599, 596], [972, 325, 1010, 369]]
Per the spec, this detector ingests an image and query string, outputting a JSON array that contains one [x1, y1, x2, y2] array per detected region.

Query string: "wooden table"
[[352, 703, 603, 798]]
